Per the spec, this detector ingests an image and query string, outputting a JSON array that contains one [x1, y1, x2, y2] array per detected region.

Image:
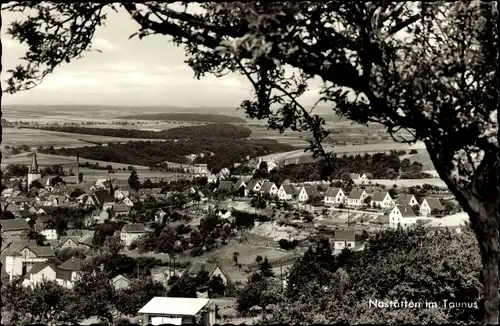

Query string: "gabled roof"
[[29, 246, 55, 257], [94, 190, 115, 204], [188, 262, 219, 276], [60, 236, 81, 245], [348, 189, 365, 200], [232, 180, 246, 192], [79, 234, 94, 247], [112, 274, 130, 283], [423, 197, 444, 210], [371, 191, 390, 202], [396, 194, 416, 205], [24, 263, 56, 278], [37, 206, 57, 214], [246, 179, 261, 190], [325, 187, 342, 198], [260, 181, 277, 194], [151, 188, 163, 194], [333, 229, 356, 242], [121, 223, 146, 233], [395, 204, 416, 218], [281, 184, 298, 195], [1, 218, 30, 231], [302, 185, 320, 197], [349, 173, 361, 180], [58, 257, 82, 271]]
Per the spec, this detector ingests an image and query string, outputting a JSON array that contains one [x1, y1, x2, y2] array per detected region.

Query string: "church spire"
[[29, 152, 39, 173]]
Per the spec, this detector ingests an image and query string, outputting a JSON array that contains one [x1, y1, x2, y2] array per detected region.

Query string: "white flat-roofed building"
[[138, 297, 216, 326]]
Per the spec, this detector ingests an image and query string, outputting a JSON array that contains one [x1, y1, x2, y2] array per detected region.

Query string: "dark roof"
[[348, 189, 365, 200], [60, 236, 81, 245], [94, 190, 115, 204], [188, 262, 219, 276], [371, 191, 390, 202], [424, 197, 444, 210], [113, 203, 130, 212], [218, 181, 234, 192], [232, 180, 246, 191], [333, 229, 356, 242], [247, 179, 261, 190], [56, 268, 73, 281], [260, 181, 276, 194], [29, 246, 55, 257], [58, 257, 82, 271], [303, 185, 320, 197], [281, 184, 298, 195], [396, 204, 416, 218], [37, 206, 57, 214], [18, 209, 35, 218], [396, 194, 416, 205], [1, 219, 30, 231], [121, 223, 146, 233], [325, 187, 342, 198]]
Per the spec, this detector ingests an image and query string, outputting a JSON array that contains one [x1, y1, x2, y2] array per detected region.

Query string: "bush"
[[278, 239, 299, 250], [409, 149, 418, 154]]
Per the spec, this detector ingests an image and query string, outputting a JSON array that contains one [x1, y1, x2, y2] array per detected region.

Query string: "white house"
[[324, 187, 346, 206], [332, 229, 356, 251], [389, 205, 418, 229], [297, 185, 320, 203], [419, 197, 444, 217], [120, 223, 147, 246], [370, 191, 394, 209], [4, 244, 55, 281], [346, 189, 368, 207], [278, 184, 298, 201], [138, 297, 216, 326]]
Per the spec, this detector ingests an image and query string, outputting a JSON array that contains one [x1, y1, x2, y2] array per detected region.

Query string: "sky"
[[1, 3, 323, 108]]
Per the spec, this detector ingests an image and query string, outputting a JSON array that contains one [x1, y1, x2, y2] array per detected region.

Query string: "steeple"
[[29, 152, 39, 173]]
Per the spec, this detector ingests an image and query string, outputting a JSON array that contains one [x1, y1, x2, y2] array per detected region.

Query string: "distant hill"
[[120, 113, 247, 123], [25, 123, 252, 140]]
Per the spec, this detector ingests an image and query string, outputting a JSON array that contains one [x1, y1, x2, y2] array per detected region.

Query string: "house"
[[396, 194, 419, 207], [232, 180, 247, 196], [22, 263, 59, 288], [246, 179, 262, 193], [350, 173, 369, 184], [370, 191, 394, 209], [78, 233, 94, 250], [120, 223, 147, 246], [114, 189, 130, 201], [94, 190, 115, 210], [138, 297, 216, 326], [1, 219, 31, 241], [346, 189, 368, 207], [419, 197, 444, 217], [324, 187, 346, 206], [122, 197, 135, 207], [260, 181, 279, 197], [113, 203, 130, 217], [188, 262, 229, 285], [332, 229, 356, 251], [217, 181, 234, 193], [389, 205, 418, 229], [112, 274, 131, 290], [59, 236, 81, 249], [4, 244, 55, 281], [36, 206, 57, 215], [297, 185, 320, 203], [34, 222, 58, 240], [57, 257, 82, 287], [278, 184, 299, 201]]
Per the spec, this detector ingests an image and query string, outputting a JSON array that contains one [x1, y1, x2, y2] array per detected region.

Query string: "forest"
[[24, 123, 252, 140], [40, 138, 295, 172]]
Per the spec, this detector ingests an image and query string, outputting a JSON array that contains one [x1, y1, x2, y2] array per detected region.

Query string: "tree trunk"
[[425, 143, 500, 324]]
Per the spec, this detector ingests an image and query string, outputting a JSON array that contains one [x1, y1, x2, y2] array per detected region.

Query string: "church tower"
[[27, 152, 42, 188]]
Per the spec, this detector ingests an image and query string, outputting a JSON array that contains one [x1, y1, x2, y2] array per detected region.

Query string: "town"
[[1, 147, 465, 325]]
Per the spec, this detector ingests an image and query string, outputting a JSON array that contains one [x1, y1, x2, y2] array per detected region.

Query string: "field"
[[120, 113, 247, 123], [1, 128, 166, 149]]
